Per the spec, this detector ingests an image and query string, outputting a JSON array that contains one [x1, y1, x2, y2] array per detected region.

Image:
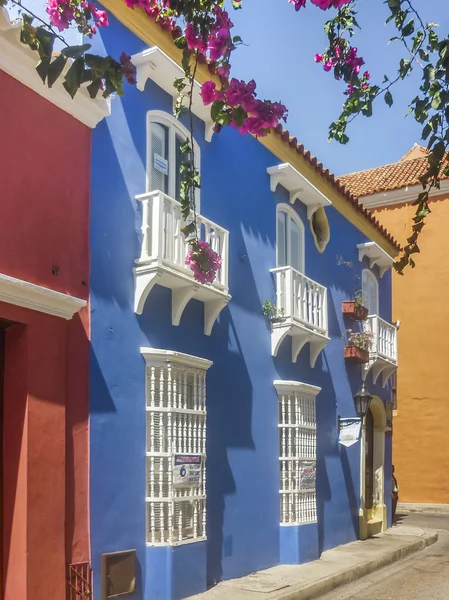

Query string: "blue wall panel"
[[89, 13, 394, 600]]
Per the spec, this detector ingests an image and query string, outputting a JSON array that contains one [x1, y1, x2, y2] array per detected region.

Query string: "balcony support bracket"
[[172, 285, 199, 326], [204, 297, 230, 336], [134, 266, 163, 315], [271, 321, 330, 367], [310, 336, 330, 368], [364, 358, 397, 388], [271, 324, 293, 357]]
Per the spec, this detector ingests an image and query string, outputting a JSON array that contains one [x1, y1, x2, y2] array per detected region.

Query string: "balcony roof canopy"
[[131, 46, 214, 141], [267, 162, 332, 219], [357, 242, 394, 278]]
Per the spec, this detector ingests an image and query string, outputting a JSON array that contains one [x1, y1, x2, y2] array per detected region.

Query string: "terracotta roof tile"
[[338, 143, 448, 198]]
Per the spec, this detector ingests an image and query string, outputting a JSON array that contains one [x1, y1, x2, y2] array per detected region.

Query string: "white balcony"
[[270, 267, 330, 366], [364, 315, 398, 387], [134, 191, 230, 335]]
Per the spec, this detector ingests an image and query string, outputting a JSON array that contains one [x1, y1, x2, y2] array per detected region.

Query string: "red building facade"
[[0, 9, 108, 599]]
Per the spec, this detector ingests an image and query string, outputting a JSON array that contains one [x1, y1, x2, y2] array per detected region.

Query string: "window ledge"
[[357, 242, 394, 278], [267, 163, 332, 219], [274, 380, 321, 397], [132, 46, 214, 141]]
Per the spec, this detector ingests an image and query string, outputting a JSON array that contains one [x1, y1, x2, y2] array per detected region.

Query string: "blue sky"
[[229, 0, 449, 175], [10, 0, 449, 175]]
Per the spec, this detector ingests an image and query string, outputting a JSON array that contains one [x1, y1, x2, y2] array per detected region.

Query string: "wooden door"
[[365, 408, 374, 510]]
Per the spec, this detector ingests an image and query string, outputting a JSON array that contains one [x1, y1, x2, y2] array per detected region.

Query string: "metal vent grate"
[[67, 562, 92, 600]]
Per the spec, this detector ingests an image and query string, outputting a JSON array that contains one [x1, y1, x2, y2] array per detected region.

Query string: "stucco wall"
[[89, 14, 393, 600], [374, 195, 449, 504], [0, 68, 91, 597]]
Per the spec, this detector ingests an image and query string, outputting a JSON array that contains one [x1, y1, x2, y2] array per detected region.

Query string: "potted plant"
[[344, 329, 373, 364], [262, 300, 286, 324], [342, 290, 369, 321]]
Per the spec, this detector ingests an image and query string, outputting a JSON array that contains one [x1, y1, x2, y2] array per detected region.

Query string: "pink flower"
[[185, 240, 222, 284], [363, 71, 371, 80], [185, 23, 207, 53], [120, 52, 137, 85], [314, 54, 324, 63], [200, 81, 220, 105], [46, 0, 73, 31], [288, 0, 307, 10], [323, 59, 334, 72], [92, 8, 109, 27]]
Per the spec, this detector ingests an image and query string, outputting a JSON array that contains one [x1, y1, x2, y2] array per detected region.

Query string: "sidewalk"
[[398, 502, 449, 514], [187, 523, 438, 600]]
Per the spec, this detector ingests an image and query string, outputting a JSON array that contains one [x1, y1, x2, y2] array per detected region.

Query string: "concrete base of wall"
[[279, 523, 319, 565]]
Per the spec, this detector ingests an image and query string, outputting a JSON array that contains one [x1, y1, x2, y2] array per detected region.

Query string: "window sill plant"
[[263, 300, 286, 324], [344, 329, 373, 364], [342, 290, 369, 321]]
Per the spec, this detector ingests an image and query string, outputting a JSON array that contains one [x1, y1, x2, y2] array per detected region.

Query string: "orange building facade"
[[341, 145, 449, 505]]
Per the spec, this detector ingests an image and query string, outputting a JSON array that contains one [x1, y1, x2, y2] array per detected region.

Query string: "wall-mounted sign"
[[154, 153, 169, 176], [338, 418, 362, 447], [299, 461, 316, 490], [173, 454, 202, 488]]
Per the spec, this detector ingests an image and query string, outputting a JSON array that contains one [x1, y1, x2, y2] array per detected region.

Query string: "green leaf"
[[174, 36, 187, 50], [402, 19, 415, 37], [61, 44, 91, 59], [384, 91, 393, 107], [232, 36, 243, 43], [35, 27, 56, 60], [47, 53, 68, 88], [63, 57, 85, 98], [87, 79, 102, 99], [211, 100, 225, 121], [35, 58, 50, 84]]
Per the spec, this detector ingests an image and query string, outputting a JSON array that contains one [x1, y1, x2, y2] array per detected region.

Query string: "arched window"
[[147, 111, 201, 205], [276, 204, 305, 273], [362, 269, 378, 315]]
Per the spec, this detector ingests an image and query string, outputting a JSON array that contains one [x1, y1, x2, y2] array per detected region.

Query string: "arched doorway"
[[359, 396, 387, 539]]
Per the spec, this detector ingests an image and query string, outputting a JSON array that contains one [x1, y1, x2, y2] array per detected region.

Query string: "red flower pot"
[[344, 345, 370, 364], [342, 301, 369, 321]]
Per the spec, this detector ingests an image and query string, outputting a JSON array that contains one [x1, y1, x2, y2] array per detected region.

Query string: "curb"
[[270, 532, 438, 600]]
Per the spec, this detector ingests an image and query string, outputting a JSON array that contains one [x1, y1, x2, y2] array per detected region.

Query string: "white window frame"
[[146, 110, 201, 210], [276, 203, 305, 273], [362, 268, 379, 316], [274, 380, 320, 526], [142, 348, 212, 546]]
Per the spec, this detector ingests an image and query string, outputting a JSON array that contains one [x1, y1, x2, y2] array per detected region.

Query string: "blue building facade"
[[89, 12, 398, 600]]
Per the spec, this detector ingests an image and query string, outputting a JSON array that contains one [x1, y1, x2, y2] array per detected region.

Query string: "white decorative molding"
[[0, 8, 110, 128], [132, 46, 214, 142], [140, 347, 213, 371], [270, 266, 330, 366], [273, 380, 321, 397], [359, 180, 449, 209], [363, 315, 398, 388], [267, 163, 332, 219], [357, 242, 394, 278], [0, 272, 86, 319], [135, 191, 230, 336]]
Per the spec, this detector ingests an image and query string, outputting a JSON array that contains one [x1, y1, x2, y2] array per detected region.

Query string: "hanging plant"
[[262, 300, 286, 323], [185, 239, 222, 284], [342, 290, 368, 321]]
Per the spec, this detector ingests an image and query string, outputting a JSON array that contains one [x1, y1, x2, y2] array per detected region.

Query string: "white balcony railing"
[[271, 266, 328, 335], [270, 266, 329, 365], [366, 315, 398, 365], [136, 191, 229, 290], [134, 191, 230, 335]]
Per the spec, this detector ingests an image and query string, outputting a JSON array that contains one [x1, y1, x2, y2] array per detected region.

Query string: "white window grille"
[[142, 349, 212, 546], [274, 380, 321, 525]]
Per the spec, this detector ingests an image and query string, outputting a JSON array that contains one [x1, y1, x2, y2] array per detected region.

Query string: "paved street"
[[319, 512, 449, 600]]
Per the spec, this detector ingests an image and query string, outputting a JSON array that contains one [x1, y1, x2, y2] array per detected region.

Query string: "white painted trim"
[[276, 203, 305, 273], [140, 348, 213, 370], [359, 180, 449, 209], [362, 269, 379, 315], [273, 380, 321, 397], [0, 8, 110, 128], [132, 46, 214, 141], [267, 162, 332, 219], [146, 110, 201, 211], [357, 242, 394, 278], [0, 273, 86, 319]]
